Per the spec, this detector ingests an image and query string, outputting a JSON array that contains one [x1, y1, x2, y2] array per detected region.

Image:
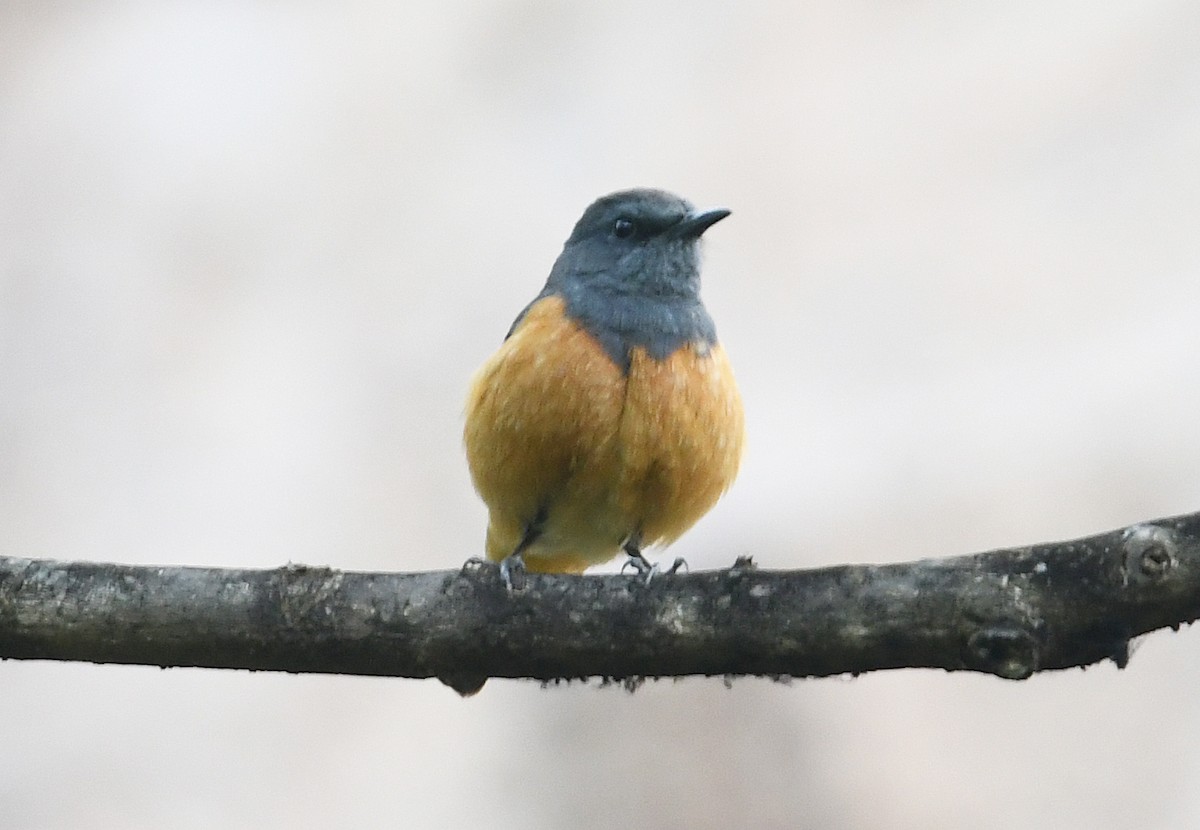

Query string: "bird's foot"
[[621, 549, 654, 582], [499, 553, 526, 592], [621, 551, 687, 585], [665, 557, 688, 575]]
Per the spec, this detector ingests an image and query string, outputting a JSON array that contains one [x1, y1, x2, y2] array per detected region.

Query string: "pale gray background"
[[3, 2, 1200, 828]]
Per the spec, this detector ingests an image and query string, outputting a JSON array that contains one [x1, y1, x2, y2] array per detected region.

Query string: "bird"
[[463, 188, 744, 588]]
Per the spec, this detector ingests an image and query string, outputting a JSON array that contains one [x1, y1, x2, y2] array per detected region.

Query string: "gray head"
[[511, 188, 731, 371]]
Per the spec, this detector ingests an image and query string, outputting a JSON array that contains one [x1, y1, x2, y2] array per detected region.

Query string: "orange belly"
[[463, 296, 744, 572]]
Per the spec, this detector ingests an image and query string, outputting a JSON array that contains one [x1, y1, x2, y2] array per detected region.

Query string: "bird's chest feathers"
[[487, 295, 732, 469]]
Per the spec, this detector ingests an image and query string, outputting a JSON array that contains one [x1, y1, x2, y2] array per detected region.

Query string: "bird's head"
[[549, 188, 730, 300]]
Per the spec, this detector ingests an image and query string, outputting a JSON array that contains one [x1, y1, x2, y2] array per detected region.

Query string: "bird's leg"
[[621, 538, 689, 584], [620, 537, 652, 577], [621, 537, 687, 584], [498, 552, 526, 592], [499, 509, 545, 592]]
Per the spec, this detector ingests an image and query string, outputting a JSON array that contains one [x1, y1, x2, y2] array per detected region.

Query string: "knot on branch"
[[1121, 525, 1178, 584], [966, 625, 1039, 679]]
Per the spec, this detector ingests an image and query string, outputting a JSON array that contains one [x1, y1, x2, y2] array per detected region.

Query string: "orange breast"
[[463, 295, 744, 572], [618, 342, 744, 547]]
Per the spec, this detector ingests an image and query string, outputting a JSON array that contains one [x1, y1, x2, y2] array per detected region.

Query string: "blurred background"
[[3, 2, 1200, 827]]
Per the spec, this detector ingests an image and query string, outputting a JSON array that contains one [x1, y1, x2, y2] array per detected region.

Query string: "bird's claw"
[[620, 556, 647, 576], [499, 553, 526, 592], [621, 552, 653, 584], [622, 552, 687, 585]]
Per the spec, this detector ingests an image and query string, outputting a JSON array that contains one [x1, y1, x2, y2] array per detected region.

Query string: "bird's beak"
[[671, 207, 731, 239]]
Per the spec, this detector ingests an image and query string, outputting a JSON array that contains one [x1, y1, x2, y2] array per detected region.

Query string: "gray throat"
[[508, 286, 717, 374]]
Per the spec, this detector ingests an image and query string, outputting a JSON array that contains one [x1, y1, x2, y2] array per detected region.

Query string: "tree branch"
[[2, 511, 1198, 694]]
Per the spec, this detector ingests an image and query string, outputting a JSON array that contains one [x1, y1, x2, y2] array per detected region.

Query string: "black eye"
[[612, 218, 636, 239]]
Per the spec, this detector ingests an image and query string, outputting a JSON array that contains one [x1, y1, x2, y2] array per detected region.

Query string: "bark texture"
[[2, 511, 1198, 695]]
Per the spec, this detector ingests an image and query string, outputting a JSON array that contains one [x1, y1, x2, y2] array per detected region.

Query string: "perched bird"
[[464, 188, 744, 587]]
